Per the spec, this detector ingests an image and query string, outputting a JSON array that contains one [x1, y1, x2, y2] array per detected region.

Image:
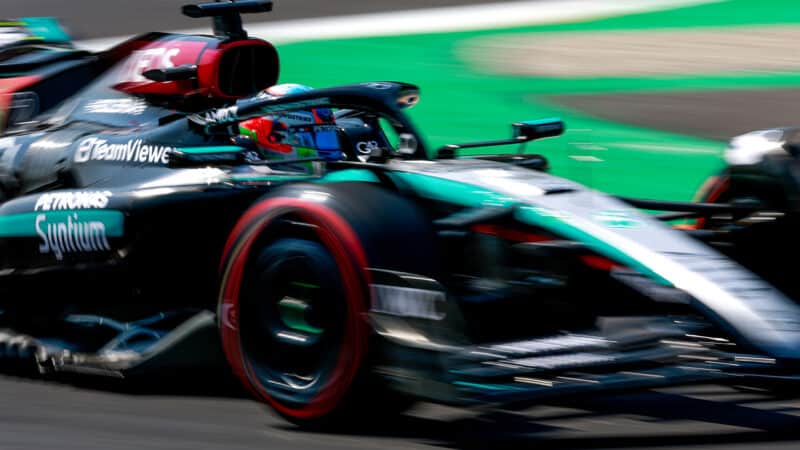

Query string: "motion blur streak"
[[10, 0, 800, 450], [75, 0, 721, 50]]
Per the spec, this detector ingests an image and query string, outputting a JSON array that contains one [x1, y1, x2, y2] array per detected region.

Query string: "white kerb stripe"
[[75, 0, 722, 51]]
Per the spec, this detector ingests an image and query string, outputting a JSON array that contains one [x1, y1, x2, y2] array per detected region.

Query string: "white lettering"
[[74, 138, 173, 165], [34, 191, 112, 212], [204, 106, 239, 124], [121, 47, 181, 83], [75, 137, 94, 163], [35, 214, 48, 255], [84, 98, 148, 115], [370, 284, 445, 320], [356, 141, 379, 154], [36, 213, 111, 260]]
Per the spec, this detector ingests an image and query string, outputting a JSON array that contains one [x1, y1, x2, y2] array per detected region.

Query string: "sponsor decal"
[[221, 303, 238, 330], [84, 98, 147, 115], [35, 212, 112, 260], [202, 106, 238, 125], [75, 137, 173, 165], [34, 191, 112, 212], [370, 284, 446, 320], [593, 210, 640, 228], [120, 47, 180, 83], [356, 140, 380, 155]]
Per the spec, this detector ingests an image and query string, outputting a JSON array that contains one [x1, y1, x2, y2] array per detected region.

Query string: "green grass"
[[276, 0, 800, 200]]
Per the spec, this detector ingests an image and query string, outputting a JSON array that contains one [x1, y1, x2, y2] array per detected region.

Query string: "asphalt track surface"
[[4, 373, 800, 450], [1, 0, 518, 40], [549, 89, 800, 142], [4, 1, 800, 449]]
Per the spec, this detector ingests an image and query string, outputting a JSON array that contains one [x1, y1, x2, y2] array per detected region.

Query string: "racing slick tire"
[[695, 170, 800, 299], [694, 171, 765, 229], [218, 182, 437, 427]]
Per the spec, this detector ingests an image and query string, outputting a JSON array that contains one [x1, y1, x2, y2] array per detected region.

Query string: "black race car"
[[691, 127, 800, 306], [3, 0, 800, 427]]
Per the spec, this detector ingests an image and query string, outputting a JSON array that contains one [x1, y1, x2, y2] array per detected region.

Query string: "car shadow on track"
[[5, 363, 800, 449], [272, 389, 800, 449], [0, 363, 250, 398]]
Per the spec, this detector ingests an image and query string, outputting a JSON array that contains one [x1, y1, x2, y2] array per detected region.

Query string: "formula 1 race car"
[[688, 128, 800, 303], [0, 17, 85, 132], [2, 1, 800, 428]]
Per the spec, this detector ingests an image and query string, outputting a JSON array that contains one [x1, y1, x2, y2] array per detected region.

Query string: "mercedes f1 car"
[[2, 0, 800, 427]]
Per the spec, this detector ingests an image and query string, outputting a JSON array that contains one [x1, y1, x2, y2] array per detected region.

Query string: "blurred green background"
[[279, 0, 800, 200]]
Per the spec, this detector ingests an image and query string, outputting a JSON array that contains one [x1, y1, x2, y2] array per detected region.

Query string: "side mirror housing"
[[513, 118, 565, 142]]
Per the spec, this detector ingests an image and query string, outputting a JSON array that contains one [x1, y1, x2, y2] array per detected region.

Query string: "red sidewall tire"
[[218, 196, 370, 421], [694, 175, 730, 229]]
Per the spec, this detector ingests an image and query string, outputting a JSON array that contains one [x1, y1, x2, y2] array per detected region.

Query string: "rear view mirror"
[[513, 118, 565, 142], [435, 117, 567, 158]]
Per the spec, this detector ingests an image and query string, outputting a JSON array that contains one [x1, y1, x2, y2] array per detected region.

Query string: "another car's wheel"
[[694, 170, 787, 229], [694, 171, 800, 298], [693, 173, 731, 229], [218, 183, 436, 427]]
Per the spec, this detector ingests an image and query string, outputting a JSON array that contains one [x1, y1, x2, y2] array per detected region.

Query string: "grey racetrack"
[[3, 373, 800, 450], [3, 1, 800, 449], [1, 0, 516, 40]]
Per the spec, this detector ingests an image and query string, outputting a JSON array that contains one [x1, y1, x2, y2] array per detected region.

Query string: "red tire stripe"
[[219, 197, 370, 420], [695, 176, 730, 229]]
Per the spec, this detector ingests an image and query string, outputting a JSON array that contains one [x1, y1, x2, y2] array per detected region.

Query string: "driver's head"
[[238, 83, 341, 161]]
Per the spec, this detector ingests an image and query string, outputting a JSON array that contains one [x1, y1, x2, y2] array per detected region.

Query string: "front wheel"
[[242, 238, 365, 422], [218, 198, 371, 426], [218, 184, 432, 427]]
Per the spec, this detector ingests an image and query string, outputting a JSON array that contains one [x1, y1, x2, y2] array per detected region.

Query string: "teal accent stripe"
[[319, 169, 380, 183], [453, 381, 527, 392], [0, 210, 124, 238], [393, 172, 669, 285], [177, 146, 245, 155], [526, 117, 562, 125], [20, 17, 71, 42], [392, 172, 516, 208]]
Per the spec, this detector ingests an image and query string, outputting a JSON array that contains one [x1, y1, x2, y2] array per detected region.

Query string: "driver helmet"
[[238, 83, 342, 162]]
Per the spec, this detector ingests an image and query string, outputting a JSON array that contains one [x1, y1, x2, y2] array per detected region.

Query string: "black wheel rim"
[[240, 244, 347, 407]]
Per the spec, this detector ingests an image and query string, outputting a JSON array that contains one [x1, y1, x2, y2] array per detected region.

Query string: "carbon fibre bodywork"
[[2, 2, 800, 418]]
